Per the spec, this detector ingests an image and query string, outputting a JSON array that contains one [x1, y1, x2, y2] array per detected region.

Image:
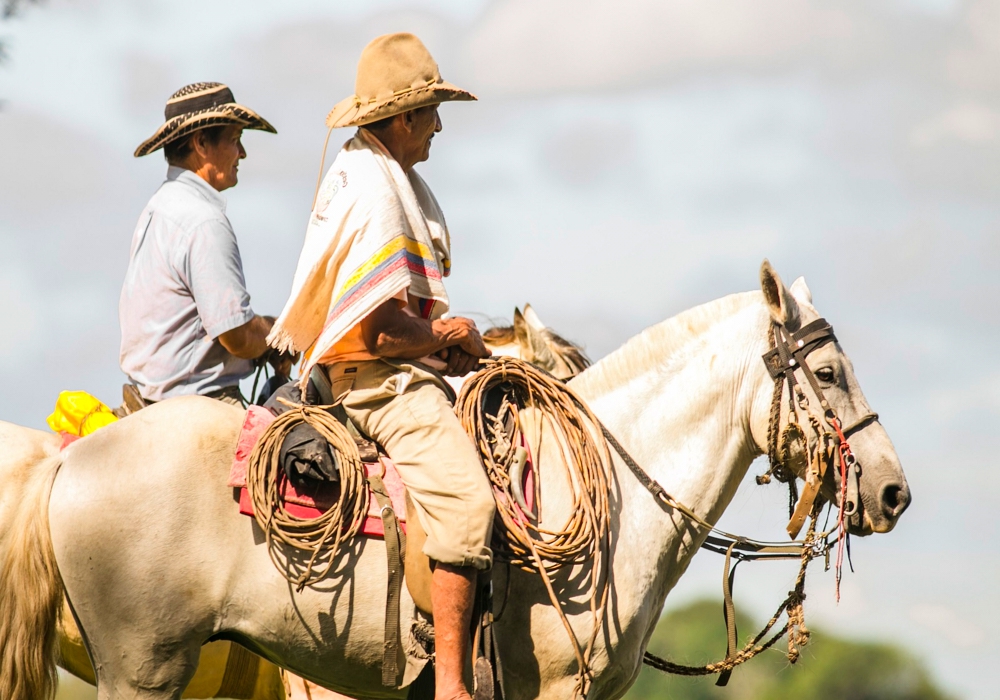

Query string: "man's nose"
[[434, 112, 442, 133], [238, 140, 247, 159]]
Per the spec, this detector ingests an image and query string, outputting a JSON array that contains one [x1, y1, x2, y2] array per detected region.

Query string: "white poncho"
[[267, 129, 451, 384]]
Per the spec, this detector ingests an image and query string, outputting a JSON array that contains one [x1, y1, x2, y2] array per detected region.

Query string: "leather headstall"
[[762, 318, 879, 538]]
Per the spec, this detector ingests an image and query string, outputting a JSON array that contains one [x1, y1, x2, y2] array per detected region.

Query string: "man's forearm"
[[365, 313, 450, 359], [219, 314, 274, 359], [360, 300, 487, 361]]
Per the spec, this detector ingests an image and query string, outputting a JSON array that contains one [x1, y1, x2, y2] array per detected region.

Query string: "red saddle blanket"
[[228, 406, 408, 538]]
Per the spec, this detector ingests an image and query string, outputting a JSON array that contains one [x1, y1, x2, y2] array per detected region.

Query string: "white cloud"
[[945, 0, 1000, 92], [910, 603, 987, 648], [910, 102, 1000, 146], [0, 266, 40, 363], [463, 0, 874, 95]]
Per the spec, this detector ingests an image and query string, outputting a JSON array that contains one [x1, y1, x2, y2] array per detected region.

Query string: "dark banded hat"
[[134, 82, 276, 158]]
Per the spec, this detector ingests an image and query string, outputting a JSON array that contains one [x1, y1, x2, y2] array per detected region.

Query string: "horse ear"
[[522, 304, 546, 331], [760, 260, 800, 329], [513, 308, 536, 362], [789, 276, 813, 305], [514, 306, 558, 369]]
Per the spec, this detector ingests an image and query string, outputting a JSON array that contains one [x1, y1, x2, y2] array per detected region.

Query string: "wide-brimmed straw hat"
[[134, 82, 276, 158], [326, 33, 476, 129]]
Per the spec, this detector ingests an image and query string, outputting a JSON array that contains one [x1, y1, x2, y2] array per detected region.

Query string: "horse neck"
[[569, 293, 774, 602]]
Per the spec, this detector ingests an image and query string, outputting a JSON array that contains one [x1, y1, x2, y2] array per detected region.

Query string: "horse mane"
[[570, 291, 762, 398], [481, 325, 517, 345], [483, 325, 592, 375]]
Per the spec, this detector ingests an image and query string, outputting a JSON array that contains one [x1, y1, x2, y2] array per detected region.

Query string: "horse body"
[[0, 267, 909, 700], [50, 399, 419, 699]]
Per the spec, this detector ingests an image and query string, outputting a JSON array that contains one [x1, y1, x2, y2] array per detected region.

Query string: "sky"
[[2, 1, 999, 698]]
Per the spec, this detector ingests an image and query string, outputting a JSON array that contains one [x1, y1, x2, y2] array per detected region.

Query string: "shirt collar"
[[166, 166, 228, 214]]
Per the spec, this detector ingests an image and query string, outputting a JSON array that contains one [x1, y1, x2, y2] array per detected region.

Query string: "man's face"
[[407, 105, 442, 165], [201, 125, 246, 191]]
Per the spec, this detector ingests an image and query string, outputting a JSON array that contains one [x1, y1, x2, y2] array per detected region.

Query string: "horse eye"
[[815, 367, 835, 384]]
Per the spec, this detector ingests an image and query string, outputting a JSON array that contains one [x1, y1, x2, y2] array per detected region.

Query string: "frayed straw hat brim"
[[326, 80, 476, 129], [134, 104, 277, 158]]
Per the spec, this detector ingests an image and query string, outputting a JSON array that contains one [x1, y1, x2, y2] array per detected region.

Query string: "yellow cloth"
[[47, 391, 118, 436]]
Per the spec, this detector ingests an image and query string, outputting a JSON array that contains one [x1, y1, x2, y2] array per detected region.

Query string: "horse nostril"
[[881, 483, 910, 519]]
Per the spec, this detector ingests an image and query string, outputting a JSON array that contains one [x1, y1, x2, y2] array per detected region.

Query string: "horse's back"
[[48, 397, 252, 683]]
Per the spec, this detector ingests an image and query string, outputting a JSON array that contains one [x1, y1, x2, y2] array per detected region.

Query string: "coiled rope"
[[246, 403, 370, 591], [455, 356, 614, 699]]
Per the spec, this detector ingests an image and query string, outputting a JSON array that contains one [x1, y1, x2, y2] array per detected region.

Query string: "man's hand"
[[268, 349, 299, 378], [436, 346, 483, 376], [432, 317, 490, 360]]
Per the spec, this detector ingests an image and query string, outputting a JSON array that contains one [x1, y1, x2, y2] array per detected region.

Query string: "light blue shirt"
[[119, 167, 255, 401]]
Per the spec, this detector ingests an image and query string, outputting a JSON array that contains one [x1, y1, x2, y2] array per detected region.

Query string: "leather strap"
[[716, 542, 739, 687], [216, 643, 260, 699], [368, 472, 404, 687], [473, 580, 501, 700], [786, 447, 830, 539]]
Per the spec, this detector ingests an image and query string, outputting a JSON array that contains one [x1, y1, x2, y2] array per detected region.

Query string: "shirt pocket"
[[329, 375, 355, 405]]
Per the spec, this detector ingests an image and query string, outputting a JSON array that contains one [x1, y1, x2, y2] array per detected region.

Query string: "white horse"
[[0, 306, 587, 700], [0, 264, 909, 700]]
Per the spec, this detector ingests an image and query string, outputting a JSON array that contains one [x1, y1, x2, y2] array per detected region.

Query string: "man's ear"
[[190, 129, 214, 163], [760, 259, 800, 329]]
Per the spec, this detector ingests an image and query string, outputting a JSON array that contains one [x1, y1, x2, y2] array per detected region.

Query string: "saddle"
[[230, 368, 516, 697]]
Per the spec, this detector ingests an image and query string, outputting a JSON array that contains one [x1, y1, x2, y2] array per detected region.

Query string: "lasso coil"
[[246, 404, 370, 590], [455, 356, 613, 699]]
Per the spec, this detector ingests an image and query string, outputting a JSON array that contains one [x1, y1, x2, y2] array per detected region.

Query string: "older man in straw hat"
[[120, 82, 289, 409], [268, 33, 493, 699]]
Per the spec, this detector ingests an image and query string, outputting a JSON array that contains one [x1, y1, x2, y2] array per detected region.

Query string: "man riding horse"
[[120, 82, 289, 409], [267, 33, 494, 700]]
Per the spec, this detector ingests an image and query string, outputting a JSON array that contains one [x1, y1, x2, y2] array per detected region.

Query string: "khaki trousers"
[[326, 360, 494, 571]]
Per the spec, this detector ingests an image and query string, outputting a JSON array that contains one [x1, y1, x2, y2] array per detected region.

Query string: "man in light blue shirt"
[[120, 82, 281, 405]]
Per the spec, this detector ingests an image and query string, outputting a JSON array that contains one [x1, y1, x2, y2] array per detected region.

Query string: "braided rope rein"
[[641, 513, 820, 677]]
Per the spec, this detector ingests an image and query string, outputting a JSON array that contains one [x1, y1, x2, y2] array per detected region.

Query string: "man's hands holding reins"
[[432, 318, 490, 375], [361, 300, 490, 376]]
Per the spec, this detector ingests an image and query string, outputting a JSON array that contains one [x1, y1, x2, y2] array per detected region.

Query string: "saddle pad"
[[229, 406, 408, 538]]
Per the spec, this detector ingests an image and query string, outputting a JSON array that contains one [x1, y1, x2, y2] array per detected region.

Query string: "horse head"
[[760, 261, 911, 536], [482, 305, 591, 380]]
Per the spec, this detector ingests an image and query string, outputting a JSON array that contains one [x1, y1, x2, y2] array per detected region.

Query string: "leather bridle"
[[762, 317, 879, 539]]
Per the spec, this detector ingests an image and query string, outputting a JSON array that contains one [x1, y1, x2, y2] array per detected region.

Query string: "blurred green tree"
[[625, 600, 953, 700]]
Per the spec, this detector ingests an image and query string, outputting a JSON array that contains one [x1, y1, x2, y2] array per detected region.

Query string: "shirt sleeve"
[[183, 217, 255, 340]]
